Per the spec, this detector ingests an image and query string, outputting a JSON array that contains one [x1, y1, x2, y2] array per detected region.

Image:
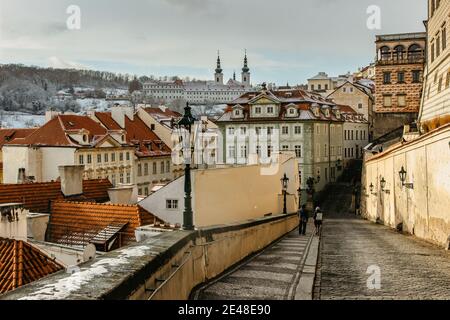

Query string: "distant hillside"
[[0, 64, 134, 114]]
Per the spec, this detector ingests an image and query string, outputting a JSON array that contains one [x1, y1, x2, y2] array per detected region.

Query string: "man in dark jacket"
[[298, 205, 309, 235]]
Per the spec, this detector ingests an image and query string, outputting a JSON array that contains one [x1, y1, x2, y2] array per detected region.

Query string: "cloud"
[[48, 57, 88, 70]]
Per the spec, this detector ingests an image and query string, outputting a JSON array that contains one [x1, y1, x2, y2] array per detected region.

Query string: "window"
[[161, 162, 165, 173], [144, 163, 149, 175], [234, 110, 241, 117], [228, 146, 236, 158], [412, 70, 421, 83], [167, 161, 170, 173], [295, 145, 302, 158], [111, 153, 115, 162], [119, 173, 124, 184], [282, 126, 289, 135], [383, 72, 391, 84], [138, 164, 142, 176], [166, 200, 179, 210], [397, 72, 405, 83], [79, 155, 84, 165], [446, 70, 450, 89], [126, 172, 131, 184], [228, 127, 235, 135], [240, 145, 248, 158], [256, 145, 261, 156], [282, 145, 289, 151], [267, 146, 273, 157], [438, 76, 443, 93], [255, 107, 262, 114], [267, 106, 274, 114], [153, 162, 157, 174], [255, 127, 262, 135], [112, 174, 116, 186], [104, 153, 109, 163], [295, 126, 302, 135], [397, 95, 407, 107], [289, 108, 296, 115], [431, 42, 435, 63], [126, 152, 130, 161], [383, 95, 392, 107], [120, 153, 124, 161], [358, 103, 363, 109], [443, 25, 447, 50], [356, 131, 359, 140], [97, 154, 102, 163], [267, 127, 274, 135], [87, 154, 92, 164], [240, 127, 247, 135]]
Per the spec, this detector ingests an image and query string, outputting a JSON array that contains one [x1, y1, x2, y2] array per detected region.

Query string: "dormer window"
[[234, 110, 241, 117], [82, 134, 88, 143]]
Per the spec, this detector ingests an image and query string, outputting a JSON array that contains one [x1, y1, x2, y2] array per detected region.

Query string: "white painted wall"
[[363, 125, 450, 247]]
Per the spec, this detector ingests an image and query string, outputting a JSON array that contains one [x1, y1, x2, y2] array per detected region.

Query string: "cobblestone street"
[[315, 184, 450, 300]]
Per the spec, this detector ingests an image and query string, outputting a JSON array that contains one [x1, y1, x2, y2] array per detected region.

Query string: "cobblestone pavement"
[[195, 226, 315, 300], [316, 184, 450, 300]]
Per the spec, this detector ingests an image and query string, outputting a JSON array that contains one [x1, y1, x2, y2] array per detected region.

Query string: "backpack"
[[316, 212, 323, 221]]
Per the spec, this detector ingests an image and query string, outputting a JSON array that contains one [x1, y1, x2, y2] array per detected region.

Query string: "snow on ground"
[[76, 99, 131, 112], [0, 112, 45, 128]]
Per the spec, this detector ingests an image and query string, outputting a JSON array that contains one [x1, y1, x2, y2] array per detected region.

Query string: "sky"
[[0, 0, 427, 85]]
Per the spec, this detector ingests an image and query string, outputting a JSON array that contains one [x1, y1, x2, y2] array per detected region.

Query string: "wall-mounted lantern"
[[369, 183, 375, 194], [398, 166, 414, 189]]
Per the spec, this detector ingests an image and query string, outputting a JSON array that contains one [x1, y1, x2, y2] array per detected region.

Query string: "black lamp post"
[[399, 166, 414, 189], [177, 103, 197, 231], [380, 177, 386, 192], [281, 173, 289, 214]]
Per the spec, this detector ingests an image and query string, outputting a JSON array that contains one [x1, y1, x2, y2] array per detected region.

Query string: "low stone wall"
[[1, 213, 298, 300]]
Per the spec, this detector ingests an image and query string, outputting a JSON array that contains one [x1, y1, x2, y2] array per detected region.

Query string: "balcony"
[[376, 56, 425, 66]]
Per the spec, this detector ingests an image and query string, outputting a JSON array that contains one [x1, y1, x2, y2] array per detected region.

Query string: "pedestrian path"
[[194, 223, 317, 300]]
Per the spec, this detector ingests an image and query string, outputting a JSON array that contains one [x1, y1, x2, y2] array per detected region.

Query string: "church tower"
[[241, 50, 251, 87], [215, 51, 224, 85]]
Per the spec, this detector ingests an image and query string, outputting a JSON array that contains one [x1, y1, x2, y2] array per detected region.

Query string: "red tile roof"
[[0, 238, 63, 294], [95, 112, 172, 158], [5, 115, 110, 147], [0, 179, 112, 213], [0, 129, 37, 148], [143, 107, 181, 118], [48, 201, 164, 250]]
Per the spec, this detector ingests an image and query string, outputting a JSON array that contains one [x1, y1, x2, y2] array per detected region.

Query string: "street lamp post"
[[281, 173, 289, 214], [177, 103, 197, 231]]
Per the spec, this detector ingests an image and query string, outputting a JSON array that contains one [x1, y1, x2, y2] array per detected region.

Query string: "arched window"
[[408, 44, 423, 61], [380, 46, 391, 61], [394, 45, 405, 61]]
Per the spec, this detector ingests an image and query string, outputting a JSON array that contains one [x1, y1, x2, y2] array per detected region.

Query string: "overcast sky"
[[0, 0, 427, 84]]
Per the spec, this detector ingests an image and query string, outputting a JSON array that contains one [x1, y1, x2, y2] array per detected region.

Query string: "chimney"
[[58, 165, 84, 197], [108, 185, 138, 205], [17, 168, 26, 184], [111, 105, 134, 128], [45, 110, 60, 123], [0, 203, 28, 241]]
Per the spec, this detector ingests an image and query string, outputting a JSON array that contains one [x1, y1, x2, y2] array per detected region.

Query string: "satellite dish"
[[83, 244, 96, 262]]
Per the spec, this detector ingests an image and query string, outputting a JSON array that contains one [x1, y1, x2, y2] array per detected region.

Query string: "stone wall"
[[1, 213, 298, 300], [372, 112, 418, 140], [361, 124, 450, 248]]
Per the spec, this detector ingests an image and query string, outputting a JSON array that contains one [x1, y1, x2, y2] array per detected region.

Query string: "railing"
[[377, 56, 425, 66]]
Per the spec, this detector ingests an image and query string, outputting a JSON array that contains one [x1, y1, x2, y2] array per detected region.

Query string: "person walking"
[[313, 206, 323, 236], [298, 204, 309, 236]]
